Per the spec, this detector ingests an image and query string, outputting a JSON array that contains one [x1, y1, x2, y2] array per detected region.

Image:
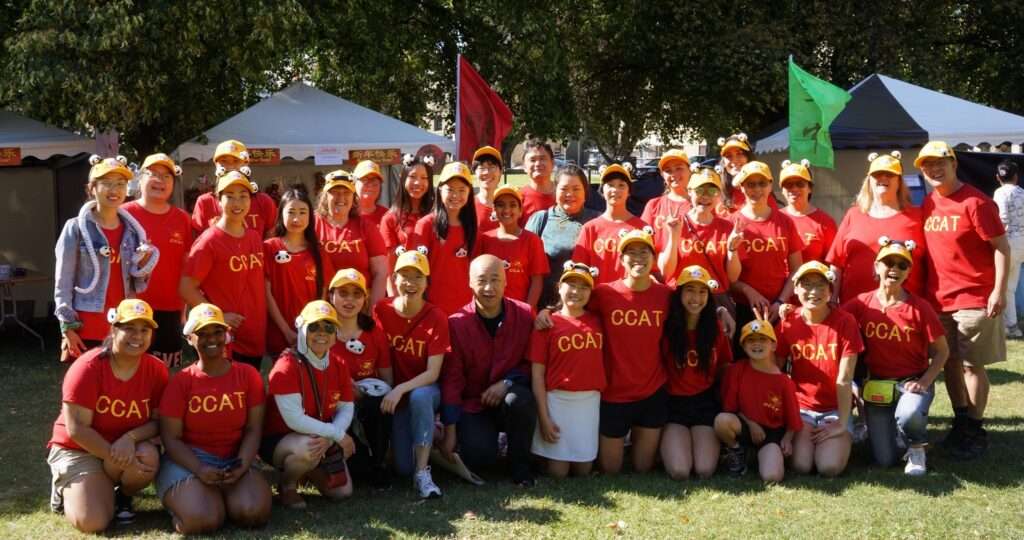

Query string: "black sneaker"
[[941, 417, 968, 450], [114, 488, 135, 524], [951, 426, 988, 460], [724, 445, 747, 476]]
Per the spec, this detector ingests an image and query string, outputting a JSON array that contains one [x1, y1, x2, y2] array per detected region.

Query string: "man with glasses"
[[124, 154, 193, 367], [918, 141, 1010, 460]]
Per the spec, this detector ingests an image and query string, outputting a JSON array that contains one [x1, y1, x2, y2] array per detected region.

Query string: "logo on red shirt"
[[96, 396, 151, 419], [188, 392, 246, 413], [924, 215, 961, 232]]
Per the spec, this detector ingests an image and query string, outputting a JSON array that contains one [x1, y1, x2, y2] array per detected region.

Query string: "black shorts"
[[148, 310, 184, 365], [667, 388, 721, 428], [599, 386, 668, 438], [258, 434, 286, 465], [739, 421, 786, 449]]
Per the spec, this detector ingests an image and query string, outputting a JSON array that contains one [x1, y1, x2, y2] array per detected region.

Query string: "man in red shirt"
[[918, 141, 1010, 460], [519, 140, 557, 225], [123, 153, 193, 367], [190, 139, 278, 238], [440, 254, 537, 486]]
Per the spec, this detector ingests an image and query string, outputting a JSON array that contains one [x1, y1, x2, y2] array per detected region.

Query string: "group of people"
[[47, 135, 1009, 534]]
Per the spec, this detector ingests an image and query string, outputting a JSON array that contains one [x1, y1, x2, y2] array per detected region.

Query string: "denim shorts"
[[799, 409, 854, 434], [156, 447, 244, 500]]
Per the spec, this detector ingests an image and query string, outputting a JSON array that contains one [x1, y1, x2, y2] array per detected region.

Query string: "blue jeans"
[[391, 384, 440, 477], [865, 382, 934, 467]]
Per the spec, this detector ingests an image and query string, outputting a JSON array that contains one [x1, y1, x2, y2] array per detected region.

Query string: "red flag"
[[457, 55, 513, 162]]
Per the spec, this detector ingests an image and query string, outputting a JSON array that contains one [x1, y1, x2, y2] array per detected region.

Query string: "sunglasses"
[[308, 322, 337, 334], [693, 186, 720, 197], [881, 258, 910, 271]]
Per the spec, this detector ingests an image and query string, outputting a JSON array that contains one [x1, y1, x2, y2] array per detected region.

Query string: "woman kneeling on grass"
[[47, 299, 168, 533], [262, 300, 356, 509], [529, 261, 606, 478], [777, 261, 864, 477], [715, 316, 802, 482], [660, 266, 734, 480], [158, 304, 271, 534], [842, 238, 948, 475]]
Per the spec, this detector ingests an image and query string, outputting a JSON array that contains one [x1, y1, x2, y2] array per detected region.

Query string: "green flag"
[[788, 57, 851, 169]]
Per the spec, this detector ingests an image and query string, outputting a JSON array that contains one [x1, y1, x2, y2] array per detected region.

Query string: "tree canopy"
[[1, 1, 1020, 161]]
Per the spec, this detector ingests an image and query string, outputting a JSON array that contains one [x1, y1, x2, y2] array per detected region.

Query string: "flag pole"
[[455, 53, 461, 162]]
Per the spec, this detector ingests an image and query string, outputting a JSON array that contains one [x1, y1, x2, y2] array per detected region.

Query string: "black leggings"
[[347, 394, 392, 479]]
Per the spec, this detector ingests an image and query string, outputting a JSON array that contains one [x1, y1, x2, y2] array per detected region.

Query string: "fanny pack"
[[863, 379, 899, 406]]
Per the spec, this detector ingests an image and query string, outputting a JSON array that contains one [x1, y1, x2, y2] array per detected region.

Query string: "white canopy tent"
[[175, 82, 455, 162], [0, 111, 94, 318]]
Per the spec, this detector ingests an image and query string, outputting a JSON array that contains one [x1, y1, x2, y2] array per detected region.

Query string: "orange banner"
[[248, 148, 281, 165], [0, 147, 21, 167], [349, 148, 401, 165]]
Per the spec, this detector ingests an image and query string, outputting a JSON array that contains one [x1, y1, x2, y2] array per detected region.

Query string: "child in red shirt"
[[412, 161, 478, 315], [372, 250, 448, 498], [264, 189, 332, 356], [46, 299, 167, 532], [529, 262, 606, 478], [571, 164, 649, 285], [158, 303, 271, 534], [715, 318, 801, 482], [477, 186, 550, 309], [381, 155, 436, 294], [660, 265, 734, 480], [329, 269, 394, 487], [180, 170, 267, 369], [776, 261, 863, 477]]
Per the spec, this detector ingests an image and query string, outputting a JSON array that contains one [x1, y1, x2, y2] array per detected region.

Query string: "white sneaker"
[[1006, 326, 1022, 339], [904, 447, 927, 476], [414, 467, 442, 499]]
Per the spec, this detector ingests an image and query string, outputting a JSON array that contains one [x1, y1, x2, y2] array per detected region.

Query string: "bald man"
[[440, 255, 538, 486]]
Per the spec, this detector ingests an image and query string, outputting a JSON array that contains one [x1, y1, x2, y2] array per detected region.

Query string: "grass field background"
[[2, 327, 1022, 539]]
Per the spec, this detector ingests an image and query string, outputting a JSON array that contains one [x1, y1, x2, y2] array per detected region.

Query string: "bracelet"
[[60, 321, 83, 334]]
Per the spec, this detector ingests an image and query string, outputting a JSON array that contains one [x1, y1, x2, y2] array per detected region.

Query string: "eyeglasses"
[[881, 258, 910, 271], [96, 180, 128, 191], [307, 322, 337, 334], [693, 186, 720, 197]]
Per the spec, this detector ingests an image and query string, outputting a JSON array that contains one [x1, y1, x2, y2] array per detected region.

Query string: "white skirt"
[[531, 389, 600, 462]]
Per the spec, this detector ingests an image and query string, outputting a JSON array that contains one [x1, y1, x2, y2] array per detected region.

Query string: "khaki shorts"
[[47, 445, 104, 512], [940, 309, 1006, 367]]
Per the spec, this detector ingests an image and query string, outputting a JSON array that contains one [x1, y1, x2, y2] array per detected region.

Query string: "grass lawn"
[[2, 326, 1023, 539]]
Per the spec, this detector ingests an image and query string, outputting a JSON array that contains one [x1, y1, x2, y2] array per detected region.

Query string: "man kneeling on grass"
[[715, 316, 802, 482]]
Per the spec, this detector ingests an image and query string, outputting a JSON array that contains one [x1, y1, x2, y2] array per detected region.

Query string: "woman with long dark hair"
[[381, 154, 435, 292], [660, 266, 733, 480], [264, 188, 332, 355], [412, 161, 478, 315]]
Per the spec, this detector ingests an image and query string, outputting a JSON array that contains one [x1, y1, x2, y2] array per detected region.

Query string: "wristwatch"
[[502, 379, 514, 389]]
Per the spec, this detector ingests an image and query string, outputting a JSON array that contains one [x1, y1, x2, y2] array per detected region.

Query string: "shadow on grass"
[[988, 367, 1024, 385]]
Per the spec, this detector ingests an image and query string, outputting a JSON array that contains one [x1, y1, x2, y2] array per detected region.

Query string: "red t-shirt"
[[373, 298, 450, 386], [528, 311, 606, 392], [730, 210, 803, 304], [159, 362, 265, 458], [412, 215, 474, 315], [786, 208, 837, 264], [477, 229, 550, 302], [79, 225, 126, 342], [776, 307, 864, 412], [360, 205, 389, 231], [670, 216, 733, 292], [315, 216, 385, 280], [721, 360, 802, 431], [826, 207, 928, 305], [380, 210, 422, 252], [520, 186, 555, 226], [474, 199, 500, 234], [191, 191, 278, 238], [842, 291, 944, 379], [184, 227, 267, 356], [590, 280, 670, 402], [922, 184, 1006, 311], [49, 350, 169, 450], [641, 195, 691, 252], [123, 202, 193, 311], [571, 215, 649, 286], [263, 237, 332, 355], [331, 325, 392, 381], [264, 349, 355, 438], [663, 327, 733, 397]]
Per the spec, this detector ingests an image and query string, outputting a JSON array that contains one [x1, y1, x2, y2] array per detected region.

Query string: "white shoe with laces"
[[414, 467, 442, 499], [904, 447, 927, 476]]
